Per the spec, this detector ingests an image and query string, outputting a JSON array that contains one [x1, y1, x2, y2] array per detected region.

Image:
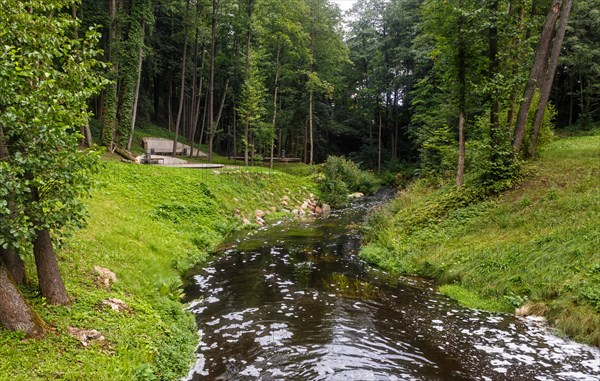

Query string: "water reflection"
[[184, 199, 600, 381]]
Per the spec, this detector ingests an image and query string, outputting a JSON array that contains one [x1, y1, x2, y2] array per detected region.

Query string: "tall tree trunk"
[[303, 117, 308, 164], [309, 90, 314, 165], [0, 263, 45, 339], [569, 75, 574, 126], [191, 65, 205, 157], [0, 127, 25, 285], [127, 19, 145, 151], [506, 5, 527, 127], [83, 122, 93, 148], [208, 79, 229, 159], [489, 0, 501, 167], [378, 112, 382, 175], [33, 229, 69, 305], [208, 0, 218, 162], [513, 0, 562, 155], [233, 101, 237, 163], [167, 78, 173, 131], [270, 45, 281, 171], [0, 248, 25, 286], [242, 11, 251, 166], [197, 86, 209, 157], [172, 0, 191, 156], [102, 0, 119, 150], [189, 28, 199, 145], [530, 0, 573, 157], [456, 0, 466, 188]]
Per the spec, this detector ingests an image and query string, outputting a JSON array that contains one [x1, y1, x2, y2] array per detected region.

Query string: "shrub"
[[316, 156, 380, 207]]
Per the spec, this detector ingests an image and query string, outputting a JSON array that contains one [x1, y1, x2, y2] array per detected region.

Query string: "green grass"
[[0, 160, 314, 380], [361, 133, 600, 346]]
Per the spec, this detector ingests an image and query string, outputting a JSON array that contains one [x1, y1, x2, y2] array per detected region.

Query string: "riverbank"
[[360, 133, 600, 346], [0, 158, 314, 380]]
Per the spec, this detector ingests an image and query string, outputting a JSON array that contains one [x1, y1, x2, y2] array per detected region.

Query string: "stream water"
[[184, 194, 600, 380]]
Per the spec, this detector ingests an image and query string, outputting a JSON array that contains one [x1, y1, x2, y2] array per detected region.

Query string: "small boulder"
[[68, 327, 106, 347], [301, 201, 309, 210], [281, 200, 289, 207], [94, 266, 117, 289], [101, 298, 129, 312], [348, 192, 364, 199], [255, 209, 266, 219], [314, 206, 323, 215], [322, 204, 332, 215]]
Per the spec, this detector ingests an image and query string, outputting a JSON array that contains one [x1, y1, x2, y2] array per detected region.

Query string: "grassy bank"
[[0, 158, 314, 380], [361, 133, 600, 346]]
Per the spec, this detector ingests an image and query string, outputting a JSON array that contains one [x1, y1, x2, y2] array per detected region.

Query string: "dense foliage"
[[1, 0, 599, 377], [361, 134, 600, 345], [315, 155, 379, 207]]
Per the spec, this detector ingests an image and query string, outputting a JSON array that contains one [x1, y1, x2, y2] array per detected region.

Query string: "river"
[[184, 194, 600, 380]]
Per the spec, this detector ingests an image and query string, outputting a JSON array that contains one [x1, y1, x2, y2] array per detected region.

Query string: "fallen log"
[[114, 146, 137, 162]]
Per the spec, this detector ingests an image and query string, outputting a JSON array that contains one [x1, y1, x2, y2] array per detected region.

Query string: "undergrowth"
[[361, 134, 600, 346], [315, 155, 380, 207], [0, 160, 314, 380]]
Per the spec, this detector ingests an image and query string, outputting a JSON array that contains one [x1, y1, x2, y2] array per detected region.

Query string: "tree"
[[0, 0, 105, 315], [556, 0, 600, 128], [236, 49, 269, 161], [513, 0, 562, 155], [172, 0, 192, 156], [529, 0, 573, 157]]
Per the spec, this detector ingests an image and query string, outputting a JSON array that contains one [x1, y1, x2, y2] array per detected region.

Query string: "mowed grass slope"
[[0, 159, 314, 380], [361, 134, 600, 346]]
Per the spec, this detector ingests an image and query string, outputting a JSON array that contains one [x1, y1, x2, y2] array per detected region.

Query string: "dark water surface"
[[184, 195, 600, 380]]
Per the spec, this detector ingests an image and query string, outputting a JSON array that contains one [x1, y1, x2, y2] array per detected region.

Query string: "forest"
[[78, 0, 598, 172], [1, 0, 599, 379]]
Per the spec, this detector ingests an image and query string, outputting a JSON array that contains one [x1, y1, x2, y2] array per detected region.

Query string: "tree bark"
[[506, 4, 526, 127], [172, 0, 191, 157], [0, 263, 45, 339], [309, 90, 314, 165], [456, 0, 466, 188], [127, 18, 145, 151], [102, 0, 119, 150], [233, 101, 237, 162], [489, 0, 501, 167], [270, 44, 281, 171], [167, 78, 173, 131], [208, 0, 218, 162], [378, 112, 382, 175], [197, 86, 209, 157], [189, 28, 199, 145], [208, 79, 229, 160], [242, 7, 251, 166], [0, 128, 25, 285], [0, 247, 25, 285], [303, 117, 308, 164], [84, 122, 93, 148], [513, 0, 562, 155], [530, 0, 573, 157], [33, 229, 69, 305], [191, 68, 205, 157]]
